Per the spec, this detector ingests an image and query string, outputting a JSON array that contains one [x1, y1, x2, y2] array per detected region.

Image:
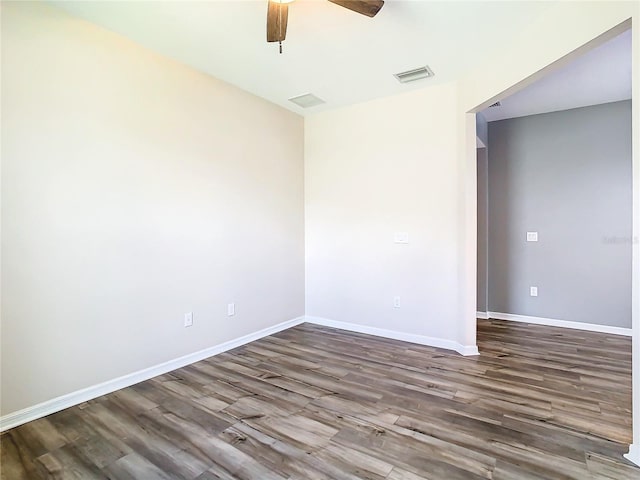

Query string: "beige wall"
[[0, 2, 304, 415], [305, 84, 464, 345]]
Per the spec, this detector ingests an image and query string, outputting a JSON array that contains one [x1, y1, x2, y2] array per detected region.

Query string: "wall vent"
[[393, 66, 435, 84], [489, 101, 502, 108], [288, 93, 325, 108]]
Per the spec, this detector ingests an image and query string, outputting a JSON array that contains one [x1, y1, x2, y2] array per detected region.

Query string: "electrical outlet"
[[526, 232, 538, 242], [184, 312, 193, 327], [393, 296, 401, 308], [227, 303, 235, 316], [530, 286, 538, 297]]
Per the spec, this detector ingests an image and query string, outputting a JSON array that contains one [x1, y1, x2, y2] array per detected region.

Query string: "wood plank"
[[1, 319, 636, 479]]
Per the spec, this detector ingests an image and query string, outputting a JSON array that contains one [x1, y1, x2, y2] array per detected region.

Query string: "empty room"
[[1, 1, 639, 479]]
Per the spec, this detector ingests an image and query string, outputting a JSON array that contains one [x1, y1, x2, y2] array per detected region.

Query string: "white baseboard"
[[625, 444, 640, 467], [487, 312, 632, 336], [305, 316, 479, 357], [476, 311, 489, 319], [0, 316, 305, 432]]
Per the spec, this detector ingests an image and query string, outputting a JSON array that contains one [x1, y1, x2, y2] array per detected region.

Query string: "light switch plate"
[[394, 232, 409, 244], [526, 232, 538, 242], [227, 303, 235, 316], [184, 312, 193, 327]]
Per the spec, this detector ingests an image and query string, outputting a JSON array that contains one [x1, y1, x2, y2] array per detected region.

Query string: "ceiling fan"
[[267, 0, 384, 53]]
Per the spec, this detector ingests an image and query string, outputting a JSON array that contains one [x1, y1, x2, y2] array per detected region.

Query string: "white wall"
[[305, 84, 466, 346], [0, 2, 304, 416]]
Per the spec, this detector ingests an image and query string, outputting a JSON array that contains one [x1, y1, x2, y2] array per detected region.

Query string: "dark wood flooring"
[[1, 319, 638, 479]]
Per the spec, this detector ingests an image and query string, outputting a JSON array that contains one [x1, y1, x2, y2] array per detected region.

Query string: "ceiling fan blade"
[[267, 0, 289, 42], [328, 0, 384, 18]]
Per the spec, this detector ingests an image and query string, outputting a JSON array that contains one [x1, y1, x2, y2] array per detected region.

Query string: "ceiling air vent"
[[489, 101, 502, 108], [288, 93, 325, 108], [393, 66, 435, 84]]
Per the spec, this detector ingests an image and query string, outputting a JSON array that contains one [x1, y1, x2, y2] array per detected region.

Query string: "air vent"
[[393, 66, 435, 84], [489, 101, 502, 108], [288, 93, 325, 108]]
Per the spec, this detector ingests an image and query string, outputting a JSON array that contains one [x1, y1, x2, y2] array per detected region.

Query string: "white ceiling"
[[51, 0, 555, 115], [481, 29, 632, 122]]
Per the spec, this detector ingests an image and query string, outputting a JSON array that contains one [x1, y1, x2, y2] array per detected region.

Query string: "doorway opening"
[[467, 21, 640, 463]]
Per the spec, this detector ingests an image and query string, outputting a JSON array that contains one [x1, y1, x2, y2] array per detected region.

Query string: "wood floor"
[[2, 319, 637, 479]]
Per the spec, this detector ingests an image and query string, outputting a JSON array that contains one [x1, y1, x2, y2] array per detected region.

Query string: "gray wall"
[[476, 112, 489, 147], [487, 100, 632, 328], [477, 147, 488, 312]]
